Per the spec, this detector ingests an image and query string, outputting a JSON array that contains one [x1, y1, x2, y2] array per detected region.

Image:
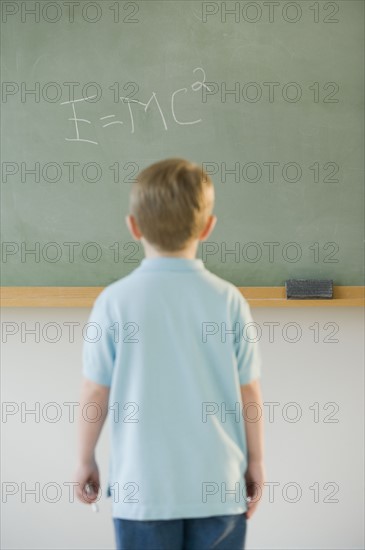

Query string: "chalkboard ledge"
[[0, 286, 364, 308]]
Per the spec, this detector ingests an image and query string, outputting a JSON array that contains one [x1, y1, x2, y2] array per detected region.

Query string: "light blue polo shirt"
[[82, 257, 262, 520]]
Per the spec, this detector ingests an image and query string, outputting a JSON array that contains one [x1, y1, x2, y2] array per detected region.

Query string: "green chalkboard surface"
[[1, 0, 364, 286]]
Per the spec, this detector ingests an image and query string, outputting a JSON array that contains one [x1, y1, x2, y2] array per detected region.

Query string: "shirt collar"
[[138, 257, 205, 272]]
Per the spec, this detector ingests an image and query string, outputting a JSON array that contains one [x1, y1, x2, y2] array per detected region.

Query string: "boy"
[[74, 158, 265, 549]]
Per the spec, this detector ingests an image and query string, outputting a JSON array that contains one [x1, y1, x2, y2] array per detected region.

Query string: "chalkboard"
[[1, 0, 364, 286]]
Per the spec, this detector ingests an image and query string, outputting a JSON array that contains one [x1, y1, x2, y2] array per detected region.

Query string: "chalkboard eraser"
[[285, 279, 333, 299]]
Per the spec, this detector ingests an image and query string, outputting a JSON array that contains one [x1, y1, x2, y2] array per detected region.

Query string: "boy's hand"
[[245, 459, 265, 519], [74, 458, 100, 504]]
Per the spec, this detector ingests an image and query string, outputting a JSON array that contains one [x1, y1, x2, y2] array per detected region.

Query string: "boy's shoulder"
[[94, 270, 136, 305], [202, 268, 250, 309], [94, 264, 250, 313]]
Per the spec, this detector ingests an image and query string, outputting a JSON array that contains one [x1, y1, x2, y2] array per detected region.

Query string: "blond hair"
[[129, 158, 214, 252]]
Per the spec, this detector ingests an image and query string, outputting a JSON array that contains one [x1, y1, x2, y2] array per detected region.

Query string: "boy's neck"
[[143, 239, 198, 260]]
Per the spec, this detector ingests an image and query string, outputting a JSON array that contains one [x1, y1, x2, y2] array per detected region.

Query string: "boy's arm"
[[74, 377, 110, 504], [241, 379, 264, 463], [241, 378, 265, 519]]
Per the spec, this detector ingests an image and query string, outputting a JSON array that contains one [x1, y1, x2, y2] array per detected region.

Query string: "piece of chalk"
[[285, 279, 333, 299], [85, 483, 99, 513]]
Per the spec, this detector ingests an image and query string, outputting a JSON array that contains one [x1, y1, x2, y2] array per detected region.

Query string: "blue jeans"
[[113, 513, 247, 550]]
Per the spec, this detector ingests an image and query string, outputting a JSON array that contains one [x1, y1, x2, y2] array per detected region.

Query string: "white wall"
[[1, 306, 364, 550]]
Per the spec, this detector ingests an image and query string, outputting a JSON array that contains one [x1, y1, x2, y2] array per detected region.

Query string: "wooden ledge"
[[0, 286, 364, 308], [238, 286, 364, 307]]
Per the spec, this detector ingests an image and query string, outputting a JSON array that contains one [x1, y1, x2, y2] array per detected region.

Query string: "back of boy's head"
[[130, 158, 214, 252]]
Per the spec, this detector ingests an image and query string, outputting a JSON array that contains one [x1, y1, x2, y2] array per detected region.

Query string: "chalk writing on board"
[[60, 95, 98, 145], [100, 114, 124, 128], [60, 68, 212, 145]]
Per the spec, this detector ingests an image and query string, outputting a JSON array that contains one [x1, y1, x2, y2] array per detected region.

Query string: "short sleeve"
[[82, 293, 115, 387], [232, 291, 262, 386]]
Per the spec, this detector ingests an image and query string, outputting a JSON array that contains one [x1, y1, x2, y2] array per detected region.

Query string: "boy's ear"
[[199, 215, 217, 241], [125, 215, 143, 240]]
